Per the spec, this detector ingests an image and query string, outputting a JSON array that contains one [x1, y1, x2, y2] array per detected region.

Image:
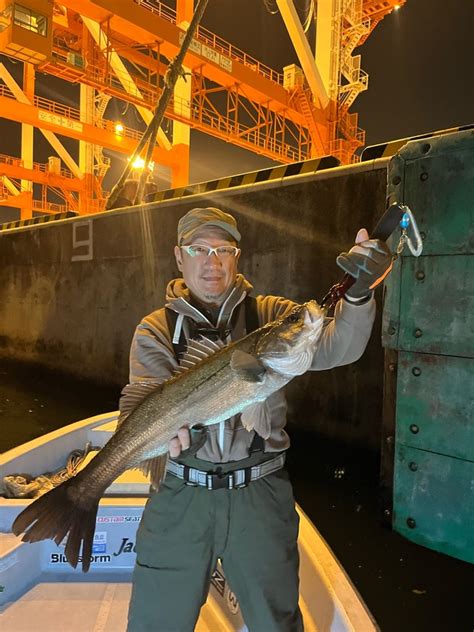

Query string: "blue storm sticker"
[[92, 531, 107, 554]]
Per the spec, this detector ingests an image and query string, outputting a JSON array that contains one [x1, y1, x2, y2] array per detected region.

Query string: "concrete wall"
[[0, 161, 388, 450]]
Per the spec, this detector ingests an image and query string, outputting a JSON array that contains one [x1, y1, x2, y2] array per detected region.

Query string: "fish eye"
[[287, 311, 300, 323]]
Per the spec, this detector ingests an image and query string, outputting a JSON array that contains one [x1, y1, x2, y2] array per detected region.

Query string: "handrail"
[[0, 150, 75, 179], [0, 69, 303, 163], [0, 83, 145, 144], [31, 200, 68, 213], [133, 0, 283, 85]]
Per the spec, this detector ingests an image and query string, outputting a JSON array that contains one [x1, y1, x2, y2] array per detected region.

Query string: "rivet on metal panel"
[[421, 143, 431, 154], [412, 367, 422, 376], [420, 172, 429, 181], [386, 435, 394, 444], [415, 270, 425, 281], [414, 329, 423, 338], [409, 424, 419, 434], [388, 363, 397, 372], [406, 517, 416, 529], [409, 462, 418, 472], [388, 326, 397, 335], [384, 509, 391, 518], [392, 175, 402, 185]]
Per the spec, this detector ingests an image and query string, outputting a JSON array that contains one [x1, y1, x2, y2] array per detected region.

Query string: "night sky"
[[189, 0, 473, 181], [0, 0, 472, 220]]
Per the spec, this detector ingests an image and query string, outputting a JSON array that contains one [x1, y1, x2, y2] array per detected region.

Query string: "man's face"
[[174, 228, 240, 306]]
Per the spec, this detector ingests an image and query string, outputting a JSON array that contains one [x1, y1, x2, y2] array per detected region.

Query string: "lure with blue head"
[[397, 205, 423, 257], [401, 213, 410, 230]]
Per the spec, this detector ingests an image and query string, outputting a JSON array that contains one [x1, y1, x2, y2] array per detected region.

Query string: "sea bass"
[[12, 300, 324, 571]]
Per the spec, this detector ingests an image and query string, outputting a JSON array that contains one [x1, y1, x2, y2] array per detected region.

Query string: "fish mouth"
[[259, 301, 324, 374], [303, 300, 324, 324]]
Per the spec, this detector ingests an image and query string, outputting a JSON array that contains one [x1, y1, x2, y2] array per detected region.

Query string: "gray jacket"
[[121, 274, 376, 463]]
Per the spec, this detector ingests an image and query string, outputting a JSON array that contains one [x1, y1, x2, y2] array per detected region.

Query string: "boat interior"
[[0, 413, 378, 631]]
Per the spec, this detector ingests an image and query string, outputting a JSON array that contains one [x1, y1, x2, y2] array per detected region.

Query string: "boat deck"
[[1, 413, 378, 632], [1, 577, 229, 632], [2, 579, 131, 632]]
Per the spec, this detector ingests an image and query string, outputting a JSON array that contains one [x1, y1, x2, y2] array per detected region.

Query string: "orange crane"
[[0, 0, 405, 218]]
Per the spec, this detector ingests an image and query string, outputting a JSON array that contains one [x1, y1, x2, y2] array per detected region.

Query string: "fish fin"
[[173, 366, 187, 376], [198, 336, 225, 352], [11, 476, 100, 573], [230, 350, 266, 382], [177, 337, 225, 372], [241, 401, 272, 439], [119, 380, 164, 421], [139, 454, 169, 491]]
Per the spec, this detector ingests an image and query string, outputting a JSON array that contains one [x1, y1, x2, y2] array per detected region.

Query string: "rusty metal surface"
[[398, 255, 473, 357], [379, 348, 398, 524], [402, 136, 474, 256], [396, 352, 473, 461], [384, 128, 474, 562], [394, 444, 474, 564]]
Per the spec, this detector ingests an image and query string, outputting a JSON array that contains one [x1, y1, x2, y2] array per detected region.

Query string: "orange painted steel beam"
[[38, 6, 321, 160], [0, 192, 68, 214], [0, 0, 403, 183], [37, 53, 311, 162], [0, 154, 84, 191], [362, 0, 406, 20], [0, 190, 27, 207], [360, 0, 407, 43], [0, 86, 182, 168], [31, 200, 68, 214], [58, 0, 310, 127]]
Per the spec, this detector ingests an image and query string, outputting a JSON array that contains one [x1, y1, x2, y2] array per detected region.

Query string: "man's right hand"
[[336, 228, 392, 300], [169, 427, 191, 457]]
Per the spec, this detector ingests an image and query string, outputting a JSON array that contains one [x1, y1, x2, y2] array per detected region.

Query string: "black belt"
[[167, 453, 286, 490]]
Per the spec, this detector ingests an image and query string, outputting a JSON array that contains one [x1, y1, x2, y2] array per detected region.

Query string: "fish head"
[[256, 300, 325, 377]]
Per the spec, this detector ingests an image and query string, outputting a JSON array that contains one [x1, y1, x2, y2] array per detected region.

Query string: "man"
[[124, 206, 391, 631]]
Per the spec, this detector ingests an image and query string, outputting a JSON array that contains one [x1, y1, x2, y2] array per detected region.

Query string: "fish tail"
[[11, 477, 99, 573]]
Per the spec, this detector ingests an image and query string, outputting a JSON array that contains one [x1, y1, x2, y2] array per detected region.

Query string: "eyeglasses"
[[180, 244, 240, 259]]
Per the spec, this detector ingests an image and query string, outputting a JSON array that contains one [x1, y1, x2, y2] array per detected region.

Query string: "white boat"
[[0, 413, 378, 631]]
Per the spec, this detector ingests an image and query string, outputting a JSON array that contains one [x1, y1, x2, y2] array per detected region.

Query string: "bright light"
[[114, 122, 124, 135], [131, 156, 145, 169], [394, 4, 401, 9], [130, 157, 155, 171]]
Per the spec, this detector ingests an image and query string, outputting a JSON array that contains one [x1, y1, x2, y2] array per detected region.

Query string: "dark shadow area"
[[0, 359, 120, 454], [287, 431, 473, 632], [1, 358, 472, 631]]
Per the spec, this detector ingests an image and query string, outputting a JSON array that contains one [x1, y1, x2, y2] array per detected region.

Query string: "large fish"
[[12, 300, 324, 571]]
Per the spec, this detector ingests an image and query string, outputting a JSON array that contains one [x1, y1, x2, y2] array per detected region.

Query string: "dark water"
[[1, 358, 472, 632]]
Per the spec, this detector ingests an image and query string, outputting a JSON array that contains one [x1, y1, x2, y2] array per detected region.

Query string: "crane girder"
[[0, 0, 406, 216]]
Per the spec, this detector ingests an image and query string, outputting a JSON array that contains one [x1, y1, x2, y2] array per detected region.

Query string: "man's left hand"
[[336, 228, 393, 300], [169, 427, 190, 458]]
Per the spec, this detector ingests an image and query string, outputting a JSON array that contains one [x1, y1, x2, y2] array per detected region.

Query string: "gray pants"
[[127, 454, 303, 632]]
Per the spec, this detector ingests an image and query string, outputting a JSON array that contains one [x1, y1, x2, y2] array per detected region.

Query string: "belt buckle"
[[206, 471, 233, 490], [234, 467, 251, 489], [182, 465, 198, 487]]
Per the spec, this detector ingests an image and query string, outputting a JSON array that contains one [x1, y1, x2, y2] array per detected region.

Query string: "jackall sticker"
[[113, 537, 136, 556]]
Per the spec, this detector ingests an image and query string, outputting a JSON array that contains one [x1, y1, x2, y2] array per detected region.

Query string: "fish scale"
[[12, 300, 324, 571]]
